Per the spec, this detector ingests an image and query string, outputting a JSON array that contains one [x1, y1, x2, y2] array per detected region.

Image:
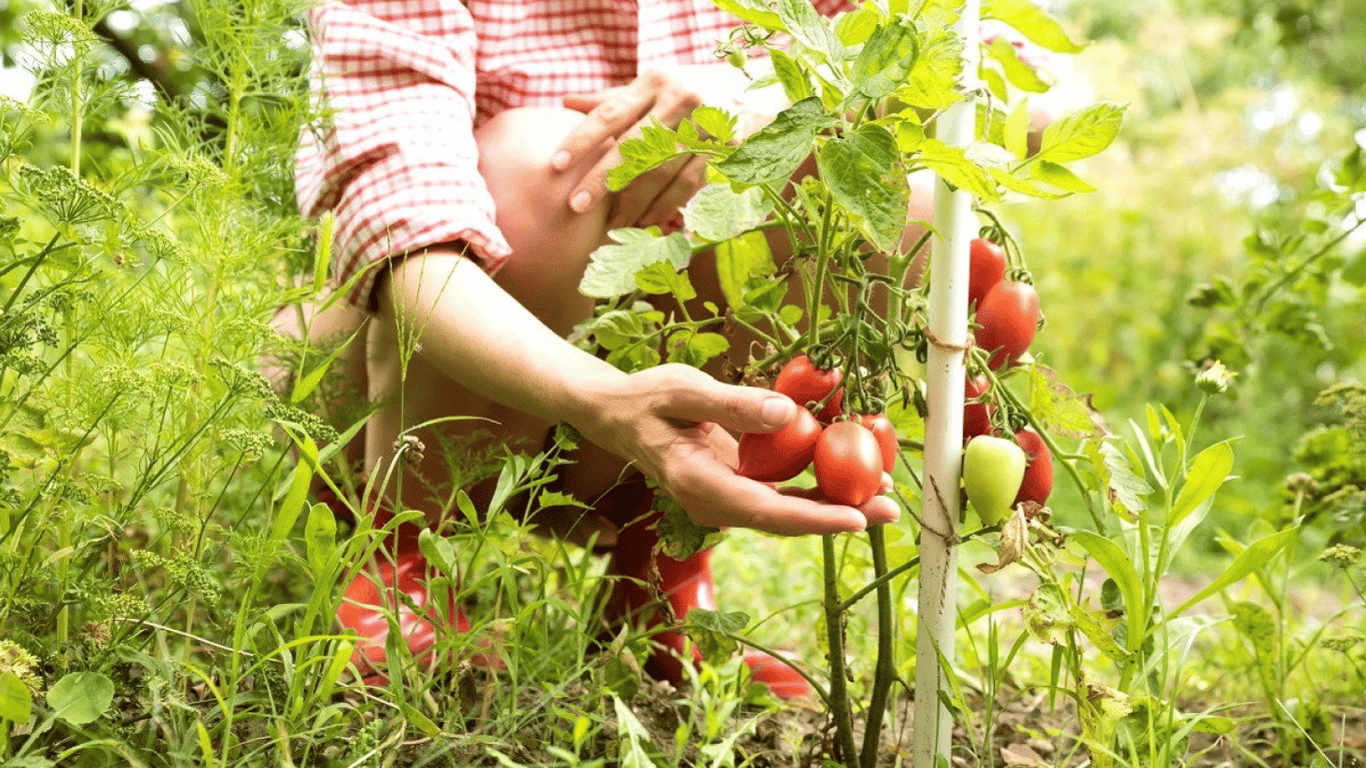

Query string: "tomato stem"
[[821, 533, 859, 763], [860, 524, 897, 768]]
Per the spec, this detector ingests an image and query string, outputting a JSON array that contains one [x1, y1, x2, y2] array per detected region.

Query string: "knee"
[[475, 106, 609, 221]]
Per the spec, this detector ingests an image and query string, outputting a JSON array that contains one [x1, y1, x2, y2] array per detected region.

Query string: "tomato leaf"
[[654, 495, 725, 560], [1033, 102, 1126, 165], [714, 230, 776, 310], [691, 106, 736, 145], [606, 119, 686, 192], [684, 608, 749, 665], [715, 98, 835, 185], [775, 0, 844, 63], [895, 29, 962, 111], [918, 138, 1001, 202], [1004, 99, 1031, 158], [634, 261, 697, 303], [768, 49, 813, 104], [708, 0, 783, 30], [683, 184, 773, 244], [984, 0, 1086, 53], [1071, 603, 1130, 664], [845, 16, 920, 109], [985, 36, 1049, 93], [817, 123, 909, 252], [666, 330, 729, 368], [1169, 528, 1296, 619], [580, 229, 691, 299], [1030, 160, 1097, 193]]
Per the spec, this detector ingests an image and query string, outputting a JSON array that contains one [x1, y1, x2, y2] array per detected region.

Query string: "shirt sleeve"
[[296, 0, 512, 310]]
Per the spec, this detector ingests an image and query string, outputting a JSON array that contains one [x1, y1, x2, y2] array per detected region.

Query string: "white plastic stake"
[[913, 2, 981, 766]]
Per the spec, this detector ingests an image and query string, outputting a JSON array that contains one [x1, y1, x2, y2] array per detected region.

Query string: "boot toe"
[[742, 650, 812, 701]]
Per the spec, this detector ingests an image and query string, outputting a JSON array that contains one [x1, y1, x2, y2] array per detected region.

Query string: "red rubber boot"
[[604, 498, 812, 701], [329, 502, 497, 683]]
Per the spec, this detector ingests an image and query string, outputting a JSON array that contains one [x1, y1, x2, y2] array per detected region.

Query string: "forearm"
[[377, 247, 623, 436]]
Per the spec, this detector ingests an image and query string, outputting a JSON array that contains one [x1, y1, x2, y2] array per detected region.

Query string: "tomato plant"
[[974, 280, 1040, 369], [962, 435, 1026, 526], [813, 421, 883, 507], [774, 355, 844, 423], [963, 374, 994, 441], [968, 238, 1007, 308], [1013, 428, 1054, 507], [736, 406, 823, 482], [857, 413, 899, 472]]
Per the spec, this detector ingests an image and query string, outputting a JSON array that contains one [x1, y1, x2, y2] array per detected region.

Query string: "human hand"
[[553, 70, 709, 232], [575, 364, 901, 536]]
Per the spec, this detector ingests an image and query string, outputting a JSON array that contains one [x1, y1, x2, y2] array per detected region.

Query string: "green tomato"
[[962, 435, 1026, 526]]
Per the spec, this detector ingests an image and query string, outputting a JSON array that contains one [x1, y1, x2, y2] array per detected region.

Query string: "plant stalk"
[[822, 534, 859, 765], [860, 525, 897, 768]]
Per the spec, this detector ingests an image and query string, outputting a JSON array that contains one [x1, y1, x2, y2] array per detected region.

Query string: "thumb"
[[655, 367, 796, 433]]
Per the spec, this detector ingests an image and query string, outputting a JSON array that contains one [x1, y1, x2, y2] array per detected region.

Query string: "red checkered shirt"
[[296, 0, 851, 307]]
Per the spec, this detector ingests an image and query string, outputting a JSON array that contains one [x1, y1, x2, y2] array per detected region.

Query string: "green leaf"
[[776, 0, 844, 62], [714, 230, 776, 309], [1170, 528, 1296, 618], [985, 36, 1049, 93], [400, 703, 442, 737], [918, 138, 1001, 202], [1099, 438, 1151, 514], [845, 16, 920, 109], [635, 261, 697, 302], [691, 106, 736, 145], [1023, 582, 1073, 645], [683, 184, 774, 243], [896, 33, 962, 110], [612, 695, 662, 768], [817, 123, 909, 251], [768, 49, 813, 104], [1231, 601, 1278, 702], [1004, 99, 1030, 158], [305, 501, 337, 577], [666, 330, 729, 368], [715, 98, 835, 185], [684, 608, 750, 665], [709, 0, 783, 30], [271, 447, 315, 542], [1030, 161, 1097, 193], [1169, 441, 1233, 526], [1071, 604, 1129, 664], [984, 0, 1086, 53], [1033, 102, 1125, 165], [580, 229, 692, 299], [46, 671, 114, 726], [655, 495, 725, 560], [1071, 531, 1145, 653], [607, 120, 685, 191], [0, 671, 32, 723], [988, 166, 1067, 199]]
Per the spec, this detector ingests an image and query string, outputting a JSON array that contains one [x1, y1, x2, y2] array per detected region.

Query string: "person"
[[281, 0, 905, 698]]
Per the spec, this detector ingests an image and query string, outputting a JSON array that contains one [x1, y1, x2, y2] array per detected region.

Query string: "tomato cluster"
[[736, 356, 895, 507], [959, 238, 1055, 524], [969, 238, 1039, 370]]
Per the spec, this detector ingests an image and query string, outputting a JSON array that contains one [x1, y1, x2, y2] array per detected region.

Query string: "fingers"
[[611, 154, 708, 231], [780, 481, 901, 527], [559, 73, 702, 215], [644, 364, 795, 433], [683, 471, 870, 536]]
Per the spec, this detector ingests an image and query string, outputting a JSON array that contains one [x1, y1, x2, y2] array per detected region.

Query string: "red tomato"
[[774, 355, 844, 422], [963, 375, 994, 441], [968, 239, 1007, 308], [1013, 428, 1054, 507], [737, 407, 823, 482], [857, 413, 899, 472], [813, 421, 883, 507], [974, 280, 1039, 369]]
